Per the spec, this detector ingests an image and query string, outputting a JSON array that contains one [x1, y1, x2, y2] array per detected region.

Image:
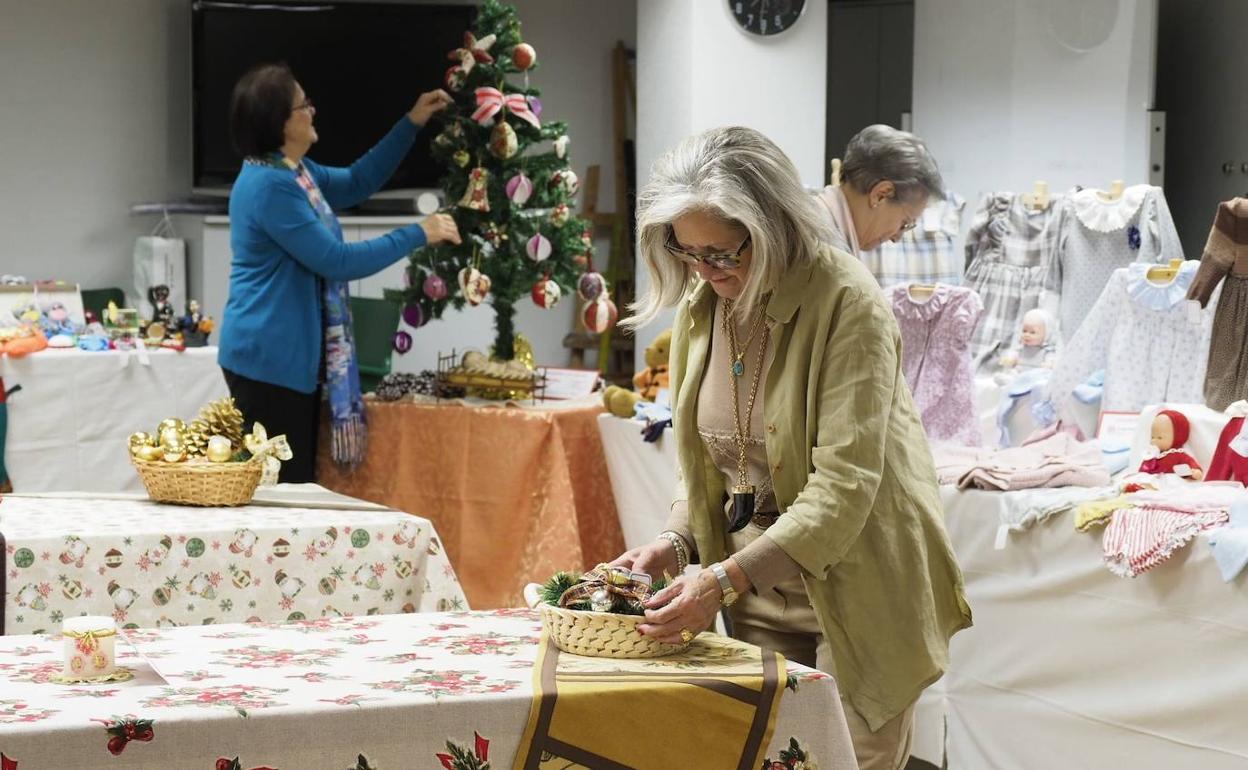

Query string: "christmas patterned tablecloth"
[[0, 495, 466, 635], [0, 610, 856, 769]]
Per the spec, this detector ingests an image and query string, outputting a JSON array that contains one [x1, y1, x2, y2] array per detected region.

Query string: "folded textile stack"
[[1076, 481, 1245, 578], [934, 432, 1111, 491], [1210, 499, 1248, 581]]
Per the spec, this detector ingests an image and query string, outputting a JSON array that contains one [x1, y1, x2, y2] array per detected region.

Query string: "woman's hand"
[[608, 539, 678, 582], [420, 213, 461, 246], [637, 569, 722, 643], [408, 89, 454, 127]]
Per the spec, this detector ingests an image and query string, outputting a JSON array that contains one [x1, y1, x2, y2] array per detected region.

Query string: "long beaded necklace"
[[722, 296, 770, 533]]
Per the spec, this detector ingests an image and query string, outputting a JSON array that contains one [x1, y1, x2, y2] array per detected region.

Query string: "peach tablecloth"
[[317, 397, 623, 609]]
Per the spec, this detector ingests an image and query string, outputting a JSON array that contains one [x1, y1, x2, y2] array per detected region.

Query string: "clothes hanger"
[[1021, 180, 1050, 211], [907, 283, 937, 300], [1146, 258, 1183, 282], [1098, 179, 1126, 203]]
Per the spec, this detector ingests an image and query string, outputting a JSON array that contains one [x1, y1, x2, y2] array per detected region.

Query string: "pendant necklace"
[[723, 297, 770, 533]]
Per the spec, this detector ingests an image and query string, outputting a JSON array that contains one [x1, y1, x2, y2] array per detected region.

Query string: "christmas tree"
[[390, 0, 618, 362]]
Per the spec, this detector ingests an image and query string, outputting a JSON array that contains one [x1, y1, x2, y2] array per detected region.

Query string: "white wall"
[[0, 0, 634, 374], [633, 0, 828, 368], [0, 0, 189, 291], [913, 0, 1158, 221]]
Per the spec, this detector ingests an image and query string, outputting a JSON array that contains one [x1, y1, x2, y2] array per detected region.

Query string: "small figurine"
[[1139, 409, 1204, 480], [181, 300, 213, 347], [998, 308, 1059, 373], [147, 285, 175, 332], [180, 299, 202, 334], [40, 301, 75, 336]]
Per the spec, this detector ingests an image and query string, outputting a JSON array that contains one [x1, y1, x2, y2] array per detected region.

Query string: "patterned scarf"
[[249, 153, 366, 466]]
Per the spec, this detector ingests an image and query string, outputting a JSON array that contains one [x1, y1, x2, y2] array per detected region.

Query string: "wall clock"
[[728, 0, 807, 37]]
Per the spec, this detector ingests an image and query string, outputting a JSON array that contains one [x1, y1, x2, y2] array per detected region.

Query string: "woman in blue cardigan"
[[218, 63, 460, 482]]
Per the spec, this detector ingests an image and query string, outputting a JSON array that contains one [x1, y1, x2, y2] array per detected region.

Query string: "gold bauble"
[[136, 445, 164, 462], [160, 427, 182, 448], [158, 418, 186, 436], [206, 435, 233, 463], [162, 447, 187, 463]]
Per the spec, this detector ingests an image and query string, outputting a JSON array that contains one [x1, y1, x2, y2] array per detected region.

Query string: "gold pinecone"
[[182, 418, 212, 457], [194, 397, 245, 449]]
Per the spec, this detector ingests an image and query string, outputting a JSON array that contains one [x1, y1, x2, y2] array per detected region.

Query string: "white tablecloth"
[[597, 413, 679, 550], [0, 348, 228, 493], [0, 488, 466, 634], [913, 486, 1248, 769], [0, 610, 856, 770]]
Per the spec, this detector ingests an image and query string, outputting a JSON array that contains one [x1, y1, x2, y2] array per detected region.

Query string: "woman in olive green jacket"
[[611, 126, 971, 770]]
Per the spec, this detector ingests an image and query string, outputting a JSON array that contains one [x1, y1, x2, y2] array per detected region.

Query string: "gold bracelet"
[[658, 531, 690, 574]]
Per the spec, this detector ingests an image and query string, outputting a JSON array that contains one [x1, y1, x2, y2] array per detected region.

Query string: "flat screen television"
[[191, 0, 475, 197]]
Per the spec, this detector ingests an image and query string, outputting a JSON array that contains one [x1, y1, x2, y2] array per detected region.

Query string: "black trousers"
[[222, 368, 319, 483]]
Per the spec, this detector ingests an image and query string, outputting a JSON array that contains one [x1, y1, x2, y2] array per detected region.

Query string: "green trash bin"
[[348, 297, 402, 394]]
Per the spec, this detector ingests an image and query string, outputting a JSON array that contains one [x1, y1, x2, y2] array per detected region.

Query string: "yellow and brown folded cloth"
[[514, 632, 787, 770]]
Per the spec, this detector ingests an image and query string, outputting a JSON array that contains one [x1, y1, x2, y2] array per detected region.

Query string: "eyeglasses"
[[293, 98, 314, 113], [664, 229, 751, 270]]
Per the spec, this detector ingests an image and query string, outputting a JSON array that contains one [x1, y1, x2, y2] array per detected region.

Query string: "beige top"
[[665, 298, 803, 596]]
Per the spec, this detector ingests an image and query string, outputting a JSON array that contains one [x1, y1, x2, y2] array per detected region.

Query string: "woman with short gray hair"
[[819, 124, 945, 255], [613, 125, 971, 770]]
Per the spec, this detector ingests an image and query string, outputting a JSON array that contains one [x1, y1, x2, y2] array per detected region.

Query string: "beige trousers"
[[728, 518, 914, 770], [733, 622, 916, 770]]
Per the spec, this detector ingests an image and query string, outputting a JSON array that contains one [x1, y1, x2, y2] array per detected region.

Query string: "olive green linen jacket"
[[669, 245, 972, 730]]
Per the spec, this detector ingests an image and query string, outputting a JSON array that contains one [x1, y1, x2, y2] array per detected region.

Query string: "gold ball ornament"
[[128, 431, 155, 453], [158, 418, 186, 436], [136, 445, 164, 462], [206, 435, 233, 463]]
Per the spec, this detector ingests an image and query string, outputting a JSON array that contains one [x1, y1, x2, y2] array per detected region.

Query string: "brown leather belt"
[[751, 511, 781, 529]]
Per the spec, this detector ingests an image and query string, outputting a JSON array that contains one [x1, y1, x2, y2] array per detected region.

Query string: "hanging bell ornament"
[[402, 303, 426, 329], [582, 294, 618, 333], [531, 277, 562, 309], [553, 135, 569, 159], [489, 121, 518, 160], [549, 203, 570, 228], [590, 588, 612, 613], [577, 271, 607, 302], [206, 435, 233, 463], [393, 330, 413, 354], [512, 42, 537, 71], [526, 233, 552, 262], [452, 150, 471, 168], [506, 172, 533, 206], [457, 167, 491, 211], [423, 274, 448, 301], [458, 268, 492, 306], [550, 169, 580, 197]]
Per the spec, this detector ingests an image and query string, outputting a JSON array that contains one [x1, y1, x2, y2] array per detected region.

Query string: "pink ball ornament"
[[526, 233, 552, 262], [582, 294, 618, 333], [401, 303, 425, 329], [512, 42, 537, 71], [505, 173, 534, 206], [531, 277, 562, 309], [423, 274, 448, 301], [392, 330, 412, 354], [577, 271, 607, 302]]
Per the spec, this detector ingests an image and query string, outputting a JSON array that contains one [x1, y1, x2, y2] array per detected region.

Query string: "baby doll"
[[1138, 409, 1204, 480], [999, 308, 1059, 372]]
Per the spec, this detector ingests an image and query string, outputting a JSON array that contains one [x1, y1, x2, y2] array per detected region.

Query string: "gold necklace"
[[723, 297, 769, 533]]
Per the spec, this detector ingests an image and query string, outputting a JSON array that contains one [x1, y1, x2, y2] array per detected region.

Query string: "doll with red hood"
[[1139, 409, 1204, 480]]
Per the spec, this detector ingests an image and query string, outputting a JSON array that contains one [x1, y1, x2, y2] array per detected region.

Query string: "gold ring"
[[679, 627, 695, 644]]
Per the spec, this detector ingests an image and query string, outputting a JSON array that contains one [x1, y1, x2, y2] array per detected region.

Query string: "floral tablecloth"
[[0, 495, 466, 635], [0, 610, 855, 769]]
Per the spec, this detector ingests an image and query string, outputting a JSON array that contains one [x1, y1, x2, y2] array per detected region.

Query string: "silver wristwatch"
[[709, 562, 738, 607]]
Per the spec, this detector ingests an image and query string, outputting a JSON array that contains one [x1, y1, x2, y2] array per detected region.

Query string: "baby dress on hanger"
[[964, 192, 1066, 371], [1044, 185, 1182, 338], [1042, 261, 1215, 421], [889, 284, 984, 446]]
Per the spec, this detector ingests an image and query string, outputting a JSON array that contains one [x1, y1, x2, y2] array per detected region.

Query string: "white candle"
[[62, 616, 118, 679]]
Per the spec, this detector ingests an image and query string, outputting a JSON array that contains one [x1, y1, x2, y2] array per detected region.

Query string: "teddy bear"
[[603, 329, 672, 418]]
